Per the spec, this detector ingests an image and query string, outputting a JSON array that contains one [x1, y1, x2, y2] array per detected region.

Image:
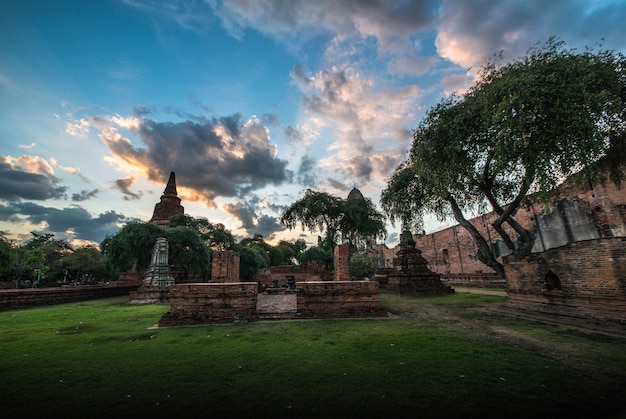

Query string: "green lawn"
[[1, 293, 624, 418]]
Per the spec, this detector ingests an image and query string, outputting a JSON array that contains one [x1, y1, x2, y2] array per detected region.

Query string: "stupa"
[[383, 231, 454, 296], [150, 172, 184, 226]]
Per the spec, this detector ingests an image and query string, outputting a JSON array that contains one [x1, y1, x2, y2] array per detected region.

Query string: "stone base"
[[296, 281, 387, 319], [383, 273, 455, 296], [159, 283, 258, 326], [506, 291, 626, 327]]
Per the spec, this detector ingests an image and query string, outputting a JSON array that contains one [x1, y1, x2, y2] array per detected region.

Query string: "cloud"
[[292, 65, 420, 189], [113, 176, 143, 200], [0, 155, 67, 201], [65, 118, 91, 139], [296, 154, 317, 187], [222, 198, 286, 238], [435, 0, 626, 69], [208, 0, 436, 50], [121, 0, 215, 33], [0, 202, 131, 244], [98, 114, 291, 206], [72, 189, 99, 202]]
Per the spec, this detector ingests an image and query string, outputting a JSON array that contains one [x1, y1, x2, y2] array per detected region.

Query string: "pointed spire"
[[163, 172, 177, 196]]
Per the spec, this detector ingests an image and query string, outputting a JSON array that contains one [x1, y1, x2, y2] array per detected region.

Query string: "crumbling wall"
[[334, 243, 351, 281], [210, 250, 240, 283], [504, 237, 626, 324], [256, 260, 333, 287], [296, 281, 386, 319], [159, 283, 257, 326]]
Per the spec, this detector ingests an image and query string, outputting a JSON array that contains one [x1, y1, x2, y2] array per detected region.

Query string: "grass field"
[[1, 293, 624, 418]]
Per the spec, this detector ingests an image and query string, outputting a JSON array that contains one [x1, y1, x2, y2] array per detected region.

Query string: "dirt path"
[[412, 300, 626, 385]]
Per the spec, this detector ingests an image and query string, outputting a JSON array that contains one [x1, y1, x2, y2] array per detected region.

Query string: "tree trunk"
[[447, 196, 505, 277], [484, 180, 536, 255]]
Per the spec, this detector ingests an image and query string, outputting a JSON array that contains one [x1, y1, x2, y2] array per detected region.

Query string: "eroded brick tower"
[[150, 172, 184, 226]]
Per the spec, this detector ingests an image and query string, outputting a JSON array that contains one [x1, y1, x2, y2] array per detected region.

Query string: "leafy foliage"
[[100, 222, 212, 279], [382, 39, 626, 276], [281, 189, 386, 249], [349, 253, 378, 280]]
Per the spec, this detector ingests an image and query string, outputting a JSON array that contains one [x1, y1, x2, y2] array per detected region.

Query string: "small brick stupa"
[[150, 172, 184, 226], [384, 231, 454, 296]]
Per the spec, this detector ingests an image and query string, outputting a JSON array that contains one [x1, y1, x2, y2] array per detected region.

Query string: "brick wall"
[[256, 260, 333, 287], [503, 238, 626, 324], [158, 283, 257, 326], [296, 280, 386, 319], [210, 250, 240, 282], [0, 284, 140, 311], [334, 243, 351, 281]]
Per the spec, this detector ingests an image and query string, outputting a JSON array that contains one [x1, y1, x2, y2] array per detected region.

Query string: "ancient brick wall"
[[159, 283, 257, 326], [296, 281, 386, 319], [334, 243, 351, 281], [257, 260, 333, 287], [503, 238, 626, 324], [210, 250, 240, 282], [0, 284, 140, 311]]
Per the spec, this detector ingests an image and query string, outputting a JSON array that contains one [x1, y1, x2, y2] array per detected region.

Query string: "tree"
[[237, 245, 270, 281], [281, 190, 343, 249], [349, 253, 378, 280], [100, 222, 212, 280], [0, 234, 12, 281], [382, 39, 626, 276], [296, 246, 333, 266], [169, 214, 234, 250], [66, 245, 106, 283], [281, 189, 386, 250], [21, 232, 73, 283], [163, 226, 212, 279]]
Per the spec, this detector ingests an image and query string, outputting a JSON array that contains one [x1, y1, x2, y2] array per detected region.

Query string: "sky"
[[1, 0, 625, 249]]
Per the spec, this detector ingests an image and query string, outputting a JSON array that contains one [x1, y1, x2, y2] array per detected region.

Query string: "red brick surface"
[[296, 280, 386, 319], [159, 283, 258, 326], [504, 238, 626, 324]]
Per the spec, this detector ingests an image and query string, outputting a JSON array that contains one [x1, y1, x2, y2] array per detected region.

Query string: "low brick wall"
[[159, 283, 258, 326], [0, 284, 140, 311], [441, 273, 506, 288], [296, 281, 387, 319], [257, 260, 333, 287], [503, 238, 626, 325]]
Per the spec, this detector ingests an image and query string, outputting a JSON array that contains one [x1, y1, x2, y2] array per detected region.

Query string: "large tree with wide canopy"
[[381, 39, 626, 276]]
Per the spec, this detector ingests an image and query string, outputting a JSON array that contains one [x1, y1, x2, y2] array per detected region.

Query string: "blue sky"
[[1, 0, 625, 248]]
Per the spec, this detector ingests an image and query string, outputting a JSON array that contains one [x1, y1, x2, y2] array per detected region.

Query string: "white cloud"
[[65, 118, 91, 139]]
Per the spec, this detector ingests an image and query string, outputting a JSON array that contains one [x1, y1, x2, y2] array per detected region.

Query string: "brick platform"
[[158, 283, 258, 326], [296, 281, 387, 319]]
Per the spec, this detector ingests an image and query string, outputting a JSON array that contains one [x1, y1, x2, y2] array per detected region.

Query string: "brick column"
[[211, 250, 240, 282], [334, 243, 351, 281]]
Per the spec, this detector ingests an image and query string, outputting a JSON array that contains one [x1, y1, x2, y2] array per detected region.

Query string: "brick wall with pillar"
[[334, 243, 351, 281]]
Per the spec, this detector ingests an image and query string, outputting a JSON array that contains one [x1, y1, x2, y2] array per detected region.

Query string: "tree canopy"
[[381, 39, 626, 276], [281, 188, 386, 250], [100, 222, 211, 279]]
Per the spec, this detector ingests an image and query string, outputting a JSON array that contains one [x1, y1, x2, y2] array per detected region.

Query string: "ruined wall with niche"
[[504, 237, 626, 324]]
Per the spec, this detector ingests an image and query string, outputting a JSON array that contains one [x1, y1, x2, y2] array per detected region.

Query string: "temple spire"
[[150, 171, 184, 226], [163, 171, 177, 196]]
